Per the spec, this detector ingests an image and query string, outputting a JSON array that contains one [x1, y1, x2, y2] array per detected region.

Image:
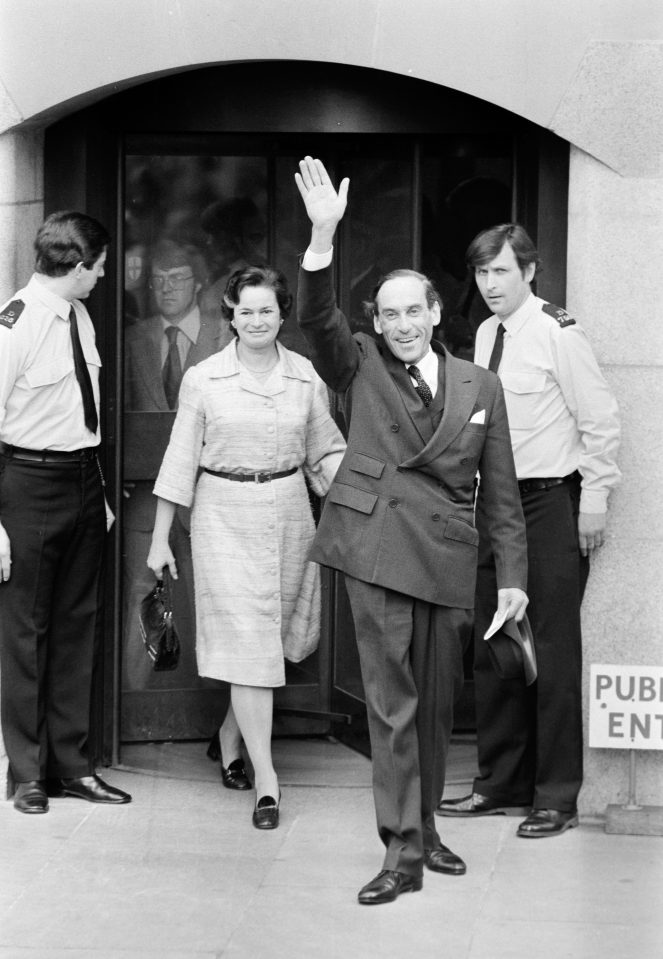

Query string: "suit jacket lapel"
[[403, 349, 480, 468], [134, 317, 169, 410], [382, 345, 435, 444]]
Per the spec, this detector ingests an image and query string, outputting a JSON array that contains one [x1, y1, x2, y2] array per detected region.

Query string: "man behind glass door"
[[123, 241, 231, 691]]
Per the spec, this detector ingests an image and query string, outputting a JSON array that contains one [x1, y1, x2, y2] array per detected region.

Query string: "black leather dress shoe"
[[221, 758, 252, 791], [14, 780, 49, 814], [252, 793, 280, 830], [357, 870, 423, 905], [436, 792, 529, 817], [59, 775, 132, 804], [425, 844, 467, 875], [517, 808, 578, 838]]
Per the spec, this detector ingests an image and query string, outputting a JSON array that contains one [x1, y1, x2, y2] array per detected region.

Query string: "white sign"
[[589, 665, 663, 750]]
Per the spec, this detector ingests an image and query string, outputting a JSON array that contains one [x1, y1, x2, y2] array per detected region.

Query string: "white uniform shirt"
[[474, 293, 620, 513], [0, 274, 101, 450]]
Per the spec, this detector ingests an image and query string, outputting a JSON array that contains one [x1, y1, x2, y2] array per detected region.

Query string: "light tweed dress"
[[153, 340, 346, 687]]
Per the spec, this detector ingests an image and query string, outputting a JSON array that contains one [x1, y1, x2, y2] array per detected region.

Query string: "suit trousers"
[[345, 575, 471, 877], [0, 454, 105, 781], [472, 477, 589, 811]]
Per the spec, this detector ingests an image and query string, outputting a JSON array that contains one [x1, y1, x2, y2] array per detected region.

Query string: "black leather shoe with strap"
[[13, 780, 49, 814], [222, 758, 252, 791], [436, 792, 530, 817], [424, 844, 467, 875], [252, 793, 280, 829], [517, 808, 578, 838], [357, 870, 423, 905]]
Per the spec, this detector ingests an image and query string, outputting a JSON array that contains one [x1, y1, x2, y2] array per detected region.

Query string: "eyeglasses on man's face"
[[149, 272, 195, 291]]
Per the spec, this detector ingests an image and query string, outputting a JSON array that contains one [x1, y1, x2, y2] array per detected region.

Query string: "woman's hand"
[[146, 539, 178, 580]]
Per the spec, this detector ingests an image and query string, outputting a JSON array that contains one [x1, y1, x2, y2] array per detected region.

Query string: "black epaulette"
[[0, 299, 25, 330], [542, 302, 576, 328]]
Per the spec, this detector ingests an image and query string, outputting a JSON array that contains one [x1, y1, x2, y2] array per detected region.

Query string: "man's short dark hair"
[[34, 211, 110, 277], [465, 223, 541, 276], [149, 240, 207, 286], [363, 269, 442, 323], [221, 265, 292, 335]]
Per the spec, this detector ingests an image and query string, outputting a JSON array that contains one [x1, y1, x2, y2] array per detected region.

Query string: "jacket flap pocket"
[[25, 356, 74, 388], [500, 372, 546, 395], [348, 452, 385, 479], [328, 483, 378, 515], [444, 516, 479, 546]]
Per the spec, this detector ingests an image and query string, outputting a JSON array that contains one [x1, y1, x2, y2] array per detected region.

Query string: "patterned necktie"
[[163, 326, 183, 409], [69, 307, 98, 434], [408, 364, 433, 408], [488, 323, 506, 373]]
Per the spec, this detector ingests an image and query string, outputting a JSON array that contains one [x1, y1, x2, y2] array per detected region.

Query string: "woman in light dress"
[[147, 266, 345, 829]]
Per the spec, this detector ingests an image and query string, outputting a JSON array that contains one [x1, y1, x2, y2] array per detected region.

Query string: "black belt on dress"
[[203, 466, 298, 484], [0, 441, 97, 463], [518, 471, 580, 495]]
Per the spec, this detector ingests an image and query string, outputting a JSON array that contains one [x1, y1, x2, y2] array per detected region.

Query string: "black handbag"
[[138, 572, 181, 671]]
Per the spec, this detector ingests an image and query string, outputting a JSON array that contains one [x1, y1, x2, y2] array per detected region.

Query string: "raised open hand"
[[295, 156, 349, 239]]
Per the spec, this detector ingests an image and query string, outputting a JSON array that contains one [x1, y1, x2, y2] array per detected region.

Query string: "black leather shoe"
[[59, 775, 132, 804], [252, 793, 280, 830], [13, 780, 49, 814], [357, 870, 423, 905], [425, 844, 467, 875], [221, 758, 252, 791], [206, 730, 221, 761], [436, 792, 529, 817], [517, 808, 578, 838]]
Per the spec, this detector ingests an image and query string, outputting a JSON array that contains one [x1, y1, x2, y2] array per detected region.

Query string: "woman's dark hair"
[[221, 265, 293, 336], [465, 223, 541, 276], [34, 211, 110, 277], [363, 268, 442, 323]]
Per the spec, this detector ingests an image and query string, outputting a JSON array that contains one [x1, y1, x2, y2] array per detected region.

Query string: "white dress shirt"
[[474, 292, 621, 513], [0, 274, 101, 450]]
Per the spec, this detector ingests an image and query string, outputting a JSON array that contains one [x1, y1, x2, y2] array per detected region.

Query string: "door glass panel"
[[122, 155, 270, 740]]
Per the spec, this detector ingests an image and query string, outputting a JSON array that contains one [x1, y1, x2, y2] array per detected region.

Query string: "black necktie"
[[69, 307, 98, 434], [488, 323, 506, 373], [408, 364, 433, 408], [163, 326, 183, 409]]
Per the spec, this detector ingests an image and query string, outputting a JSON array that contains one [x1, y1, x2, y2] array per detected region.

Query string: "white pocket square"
[[469, 409, 486, 424]]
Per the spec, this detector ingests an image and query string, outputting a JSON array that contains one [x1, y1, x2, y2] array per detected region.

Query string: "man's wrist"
[[302, 246, 334, 272]]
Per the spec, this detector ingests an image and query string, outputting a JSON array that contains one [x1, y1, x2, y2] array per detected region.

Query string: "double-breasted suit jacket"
[[297, 265, 527, 606]]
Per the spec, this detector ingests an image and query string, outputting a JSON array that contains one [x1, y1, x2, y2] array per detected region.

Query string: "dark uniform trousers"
[[0, 453, 105, 782], [345, 575, 471, 878], [472, 475, 590, 811]]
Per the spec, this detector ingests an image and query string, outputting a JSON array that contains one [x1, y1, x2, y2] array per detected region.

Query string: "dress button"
[[432, 513, 440, 522], [461, 457, 469, 465], [391, 424, 400, 432], [388, 499, 398, 508]]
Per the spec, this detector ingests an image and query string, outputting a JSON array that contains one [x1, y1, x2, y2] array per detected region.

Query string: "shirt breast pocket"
[[500, 371, 546, 429], [25, 356, 74, 388]]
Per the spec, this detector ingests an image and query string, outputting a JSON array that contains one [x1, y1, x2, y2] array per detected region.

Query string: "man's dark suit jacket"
[[297, 265, 527, 608]]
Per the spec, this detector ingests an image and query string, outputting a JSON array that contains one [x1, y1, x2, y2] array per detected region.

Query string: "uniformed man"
[[0, 211, 132, 813], [437, 223, 620, 836]]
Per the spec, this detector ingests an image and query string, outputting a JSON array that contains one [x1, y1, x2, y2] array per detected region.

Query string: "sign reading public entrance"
[[589, 665, 663, 750]]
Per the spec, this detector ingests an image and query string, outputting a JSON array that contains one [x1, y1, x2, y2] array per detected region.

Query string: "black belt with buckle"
[[0, 441, 97, 463], [518, 471, 580, 495], [203, 466, 298, 484]]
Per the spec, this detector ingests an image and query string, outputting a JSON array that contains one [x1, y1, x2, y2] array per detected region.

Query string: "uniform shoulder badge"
[[0, 299, 25, 330], [542, 302, 576, 328]]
